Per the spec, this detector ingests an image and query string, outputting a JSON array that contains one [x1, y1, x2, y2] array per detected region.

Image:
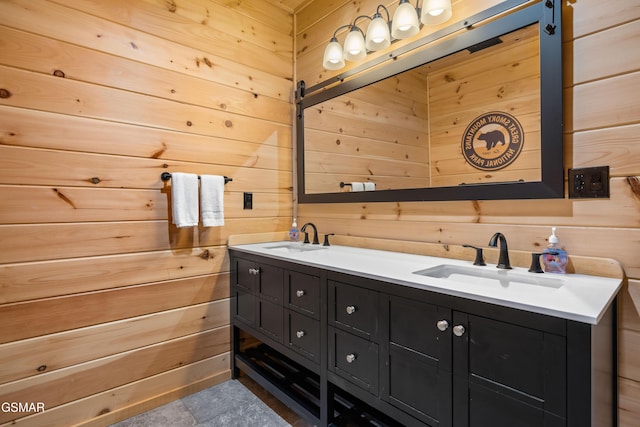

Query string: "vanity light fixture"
[[366, 6, 392, 51], [322, 24, 350, 70], [421, 0, 453, 25], [322, 0, 453, 70], [343, 17, 368, 61], [391, 0, 420, 39]]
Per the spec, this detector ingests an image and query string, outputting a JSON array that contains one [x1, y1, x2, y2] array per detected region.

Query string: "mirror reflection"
[[303, 24, 540, 195]]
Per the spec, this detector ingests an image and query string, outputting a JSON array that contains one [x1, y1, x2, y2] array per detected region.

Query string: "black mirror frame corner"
[[296, 0, 564, 204]]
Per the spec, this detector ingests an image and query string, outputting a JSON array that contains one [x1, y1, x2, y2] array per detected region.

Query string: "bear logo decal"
[[461, 111, 524, 171], [477, 129, 506, 150]]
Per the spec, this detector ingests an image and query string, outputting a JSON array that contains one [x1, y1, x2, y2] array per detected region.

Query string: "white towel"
[[351, 182, 365, 192], [201, 175, 225, 227], [171, 172, 199, 228], [364, 182, 376, 191]]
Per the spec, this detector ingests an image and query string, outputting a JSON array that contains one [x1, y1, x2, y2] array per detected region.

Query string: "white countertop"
[[229, 241, 622, 325]]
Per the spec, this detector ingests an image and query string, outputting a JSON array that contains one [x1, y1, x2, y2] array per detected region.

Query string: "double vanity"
[[229, 237, 622, 426]]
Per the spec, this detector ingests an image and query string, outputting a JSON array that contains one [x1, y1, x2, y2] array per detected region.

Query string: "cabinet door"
[[258, 264, 283, 304], [234, 287, 255, 327], [452, 312, 566, 427], [235, 258, 283, 304], [236, 258, 258, 293], [383, 296, 452, 427], [258, 298, 284, 343], [467, 381, 564, 427]]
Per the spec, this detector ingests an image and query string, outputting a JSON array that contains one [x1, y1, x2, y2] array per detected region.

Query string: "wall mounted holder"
[[160, 172, 232, 184]]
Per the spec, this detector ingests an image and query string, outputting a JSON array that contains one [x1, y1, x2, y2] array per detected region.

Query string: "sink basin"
[[265, 242, 328, 253], [413, 264, 563, 289]]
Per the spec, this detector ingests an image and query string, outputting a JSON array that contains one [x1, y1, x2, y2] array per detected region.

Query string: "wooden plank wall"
[[304, 78, 430, 194], [295, 0, 640, 424], [428, 24, 542, 187], [0, 0, 293, 425]]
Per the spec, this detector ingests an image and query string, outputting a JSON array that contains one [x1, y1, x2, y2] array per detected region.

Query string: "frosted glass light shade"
[[323, 38, 345, 70], [343, 28, 367, 61], [391, 1, 420, 39], [366, 16, 391, 51], [421, 0, 452, 25]]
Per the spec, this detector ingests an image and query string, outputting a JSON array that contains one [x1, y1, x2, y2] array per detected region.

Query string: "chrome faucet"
[[301, 222, 319, 245], [488, 232, 512, 269]]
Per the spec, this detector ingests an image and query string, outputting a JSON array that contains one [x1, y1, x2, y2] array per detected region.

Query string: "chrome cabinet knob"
[[248, 268, 260, 275], [296, 290, 305, 297], [453, 325, 466, 337], [346, 305, 356, 315], [346, 353, 357, 363], [437, 320, 449, 331], [296, 330, 305, 339]]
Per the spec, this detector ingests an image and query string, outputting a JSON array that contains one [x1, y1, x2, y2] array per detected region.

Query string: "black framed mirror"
[[296, 0, 563, 203]]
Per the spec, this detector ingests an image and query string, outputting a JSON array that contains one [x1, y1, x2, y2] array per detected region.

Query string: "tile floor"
[[110, 376, 313, 427]]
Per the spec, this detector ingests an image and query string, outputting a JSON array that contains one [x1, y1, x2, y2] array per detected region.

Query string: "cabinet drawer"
[[287, 271, 321, 318], [258, 299, 283, 343], [286, 310, 320, 363], [329, 327, 379, 395], [330, 280, 379, 340]]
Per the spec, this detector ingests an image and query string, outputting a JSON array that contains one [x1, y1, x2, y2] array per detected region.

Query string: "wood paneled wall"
[[1, 0, 638, 425], [295, 0, 640, 424], [304, 79, 431, 194], [0, 0, 293, 425]]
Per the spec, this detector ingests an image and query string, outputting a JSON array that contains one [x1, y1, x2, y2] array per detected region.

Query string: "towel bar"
[[161, 172, 232, 184]]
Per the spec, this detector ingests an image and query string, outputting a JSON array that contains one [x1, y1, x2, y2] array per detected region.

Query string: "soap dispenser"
[[289, 218, 300, 242], [542, 227, 568, 274]]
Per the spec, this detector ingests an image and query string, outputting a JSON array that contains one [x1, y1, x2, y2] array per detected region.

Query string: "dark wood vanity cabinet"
[[234, 258, 284, 343], [230, 250, 616, 427], [285, 270, 322, 363], [326, 273, 601, 427], [232, 254, 323, 365], [328, 279, 381, 395], [451, 312, 567, 427], [230, 252, 328, 424]]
